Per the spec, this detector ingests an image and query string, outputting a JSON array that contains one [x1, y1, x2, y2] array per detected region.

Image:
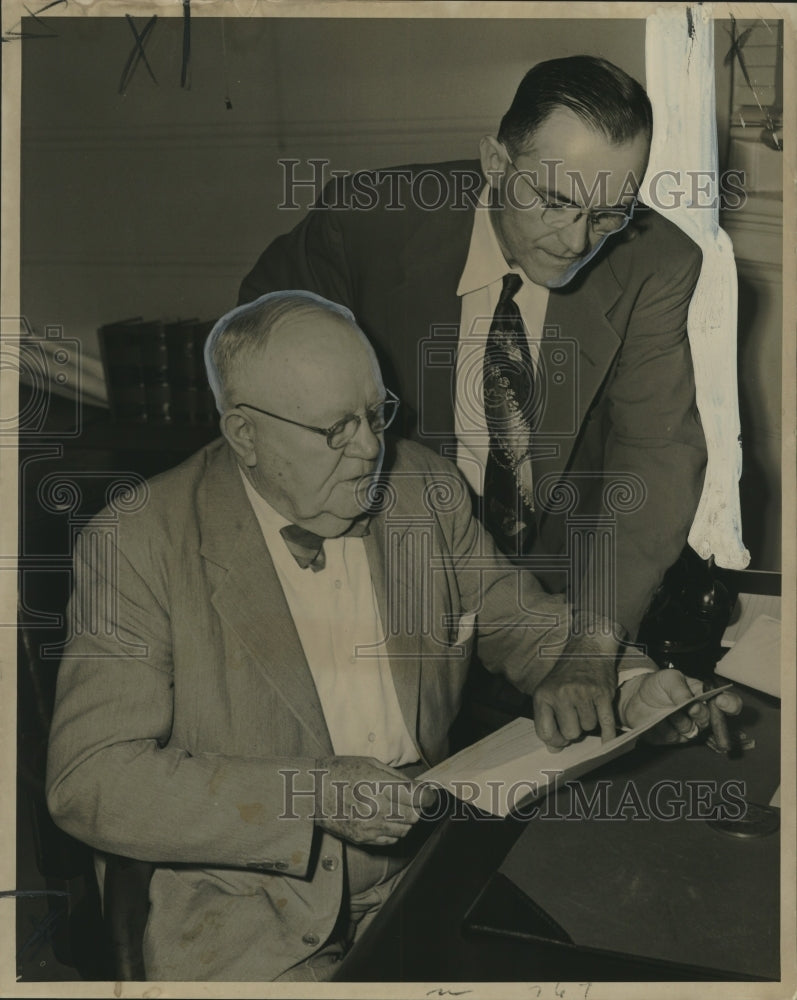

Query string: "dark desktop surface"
[[336, 682, 781, 983]]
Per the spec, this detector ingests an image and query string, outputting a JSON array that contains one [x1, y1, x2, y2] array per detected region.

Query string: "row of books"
[[99, 317, 219, 424]]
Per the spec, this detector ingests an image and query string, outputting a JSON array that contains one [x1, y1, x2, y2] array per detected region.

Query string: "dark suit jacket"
[[46, 438, 576, 980], [239, 161, 707, 636]]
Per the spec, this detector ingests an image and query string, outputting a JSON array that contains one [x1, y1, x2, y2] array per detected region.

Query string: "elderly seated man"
[[46, 290, 740, 982]]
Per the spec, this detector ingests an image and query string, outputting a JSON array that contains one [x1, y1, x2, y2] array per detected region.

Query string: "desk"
[[335, 682, 781, 983]]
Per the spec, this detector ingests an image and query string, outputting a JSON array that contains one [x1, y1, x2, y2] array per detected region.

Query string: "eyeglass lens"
[[328, 398, 398, 448], [542, 205, 630, 234]]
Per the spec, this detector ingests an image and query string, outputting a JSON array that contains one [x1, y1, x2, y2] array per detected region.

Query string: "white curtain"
[[644, 4, 750, 569]]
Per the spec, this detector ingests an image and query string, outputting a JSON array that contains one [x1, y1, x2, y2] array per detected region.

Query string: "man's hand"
[[532, 651, 618, 751], [314, 756, 436, 847], [617, 669, 743, 744]]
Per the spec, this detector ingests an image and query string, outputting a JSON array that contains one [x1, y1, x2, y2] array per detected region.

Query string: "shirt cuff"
[[617, 664, 659, 685]]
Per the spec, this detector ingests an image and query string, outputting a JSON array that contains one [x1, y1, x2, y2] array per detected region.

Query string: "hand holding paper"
[[617, 669, 743, 745], [421, 674, 741, 817]]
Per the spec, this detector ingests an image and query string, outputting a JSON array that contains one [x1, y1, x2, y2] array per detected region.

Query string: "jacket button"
[[321, 856, 338, 871], [302, 932, 320, 947]]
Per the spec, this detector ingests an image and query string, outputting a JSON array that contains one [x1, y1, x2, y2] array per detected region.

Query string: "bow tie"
[[279, 517, 370, 572]]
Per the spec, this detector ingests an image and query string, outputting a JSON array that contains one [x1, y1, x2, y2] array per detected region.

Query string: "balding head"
[[210, 291, 388, 536], [251, 307, 381, 424], [204, 290, 368, 413]]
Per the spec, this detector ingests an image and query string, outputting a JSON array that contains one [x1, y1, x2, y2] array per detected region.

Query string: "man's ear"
[[479, 135, 509, 189], [221, 409, 257, 467]]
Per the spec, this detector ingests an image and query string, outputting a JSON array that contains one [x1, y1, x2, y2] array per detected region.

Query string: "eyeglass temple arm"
[[235, 403, 330, 437]]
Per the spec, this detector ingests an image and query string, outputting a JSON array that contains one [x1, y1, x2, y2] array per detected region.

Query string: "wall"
[[21, 15, 645, 361]]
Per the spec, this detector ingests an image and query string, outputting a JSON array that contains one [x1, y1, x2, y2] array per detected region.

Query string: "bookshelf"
[[98, 316, 219, 428]]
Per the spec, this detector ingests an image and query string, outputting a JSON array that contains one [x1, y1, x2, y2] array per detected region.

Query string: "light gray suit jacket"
[[46, 437, 574, 980]]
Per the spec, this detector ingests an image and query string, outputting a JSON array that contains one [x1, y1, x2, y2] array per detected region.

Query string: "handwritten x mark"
[[723, 16, 781, 149], [723, 18, 757, 89], [1, 0, 66, 42], [119, 13, 158, 95], [17, 905, 65, 963]]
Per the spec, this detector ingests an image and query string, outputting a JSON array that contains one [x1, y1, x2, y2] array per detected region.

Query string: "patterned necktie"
[[483, 272, 537, 556], [280, 517, 370, 572]]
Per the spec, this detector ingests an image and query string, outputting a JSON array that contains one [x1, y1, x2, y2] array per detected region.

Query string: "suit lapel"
[[198, 445, 333, 755], [363, 505, 422, 746], [365, 442, 451, 742], [536, 256, 625, 485]]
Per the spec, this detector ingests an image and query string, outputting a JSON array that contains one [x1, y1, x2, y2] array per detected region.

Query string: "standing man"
[[238, 55, 707, 662]]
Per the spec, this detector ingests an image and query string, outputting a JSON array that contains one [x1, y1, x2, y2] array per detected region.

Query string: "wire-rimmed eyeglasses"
[[233, 388, 400, 450], [506, 156, 636, 235]]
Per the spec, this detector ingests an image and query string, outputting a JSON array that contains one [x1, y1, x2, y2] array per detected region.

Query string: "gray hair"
[[204, 290, 358, 413]]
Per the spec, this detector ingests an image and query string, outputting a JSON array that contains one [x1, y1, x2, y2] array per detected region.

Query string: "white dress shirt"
[[240, 470, 419, 767], [455, 185, 550, 497]]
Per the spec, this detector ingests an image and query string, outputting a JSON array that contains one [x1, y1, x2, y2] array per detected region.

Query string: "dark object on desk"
[[638, 548, 734, 680], [706, 726, 755, 756], [683, 555, 733, 642], [707, 800, 780, 839], [638, 604, 713, 676]]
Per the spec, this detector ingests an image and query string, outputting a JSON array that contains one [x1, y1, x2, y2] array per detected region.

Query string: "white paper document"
[[722, 592, 781, 647], [716, 614, 781, 697], [420, 686, 731, 817]]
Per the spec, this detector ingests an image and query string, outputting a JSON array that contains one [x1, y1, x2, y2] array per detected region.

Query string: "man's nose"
[[557, 213, 591, 254], [345, 418, 382, 461]]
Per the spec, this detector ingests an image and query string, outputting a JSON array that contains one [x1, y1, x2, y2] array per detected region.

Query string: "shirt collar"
[[457, 183, 525, 296]]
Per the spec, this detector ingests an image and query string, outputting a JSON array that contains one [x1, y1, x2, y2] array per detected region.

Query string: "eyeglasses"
[[233, 388, 400, 450], [506, 156, 636, 235]]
